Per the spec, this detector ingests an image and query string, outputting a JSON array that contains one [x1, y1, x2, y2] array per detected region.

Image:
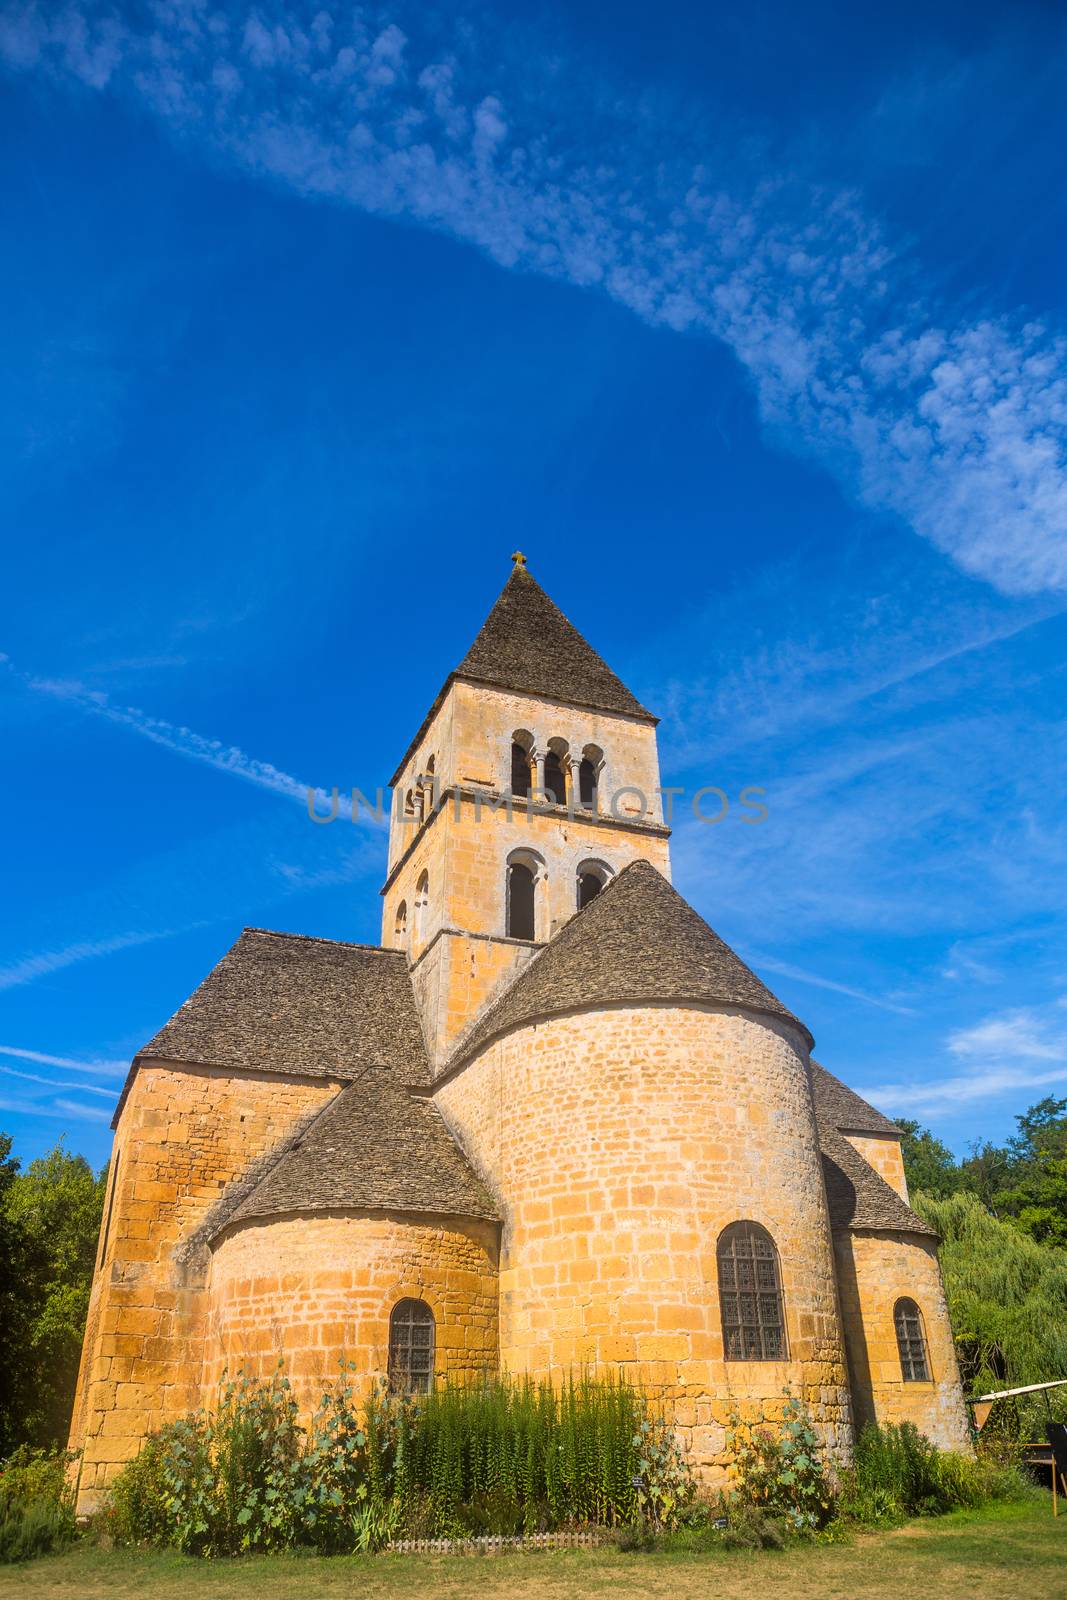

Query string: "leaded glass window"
[[388, 1298, 435, 1394], [717, 1221, 786, 1361], [894, 1298, 930, 1382]]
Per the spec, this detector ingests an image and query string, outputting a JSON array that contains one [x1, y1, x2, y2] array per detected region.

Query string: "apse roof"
[[448, 857, 813, 1068], [211, 1068, 499, 1236], [811, 1062, 900, 1136]]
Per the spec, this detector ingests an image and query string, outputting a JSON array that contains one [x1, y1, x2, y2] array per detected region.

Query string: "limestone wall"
[[384, 793, 670, 1064], [203, 1211, 499, 1408], [434, 1003, 854, 1479], [832, 1230, 970, 1451], [387, 679, 665, 877], [843, 1132, 909, 1202], [69, 1061, 342, 1513]]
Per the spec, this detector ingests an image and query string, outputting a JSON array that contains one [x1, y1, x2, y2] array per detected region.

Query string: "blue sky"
[[2, 0, 1066, 1170]]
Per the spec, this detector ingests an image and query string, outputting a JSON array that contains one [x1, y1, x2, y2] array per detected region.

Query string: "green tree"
[[0, 1138, 106, 1450], [996, 1096, 1067, 1247], [0, 1134, 25, 1455], [957, 1139, 1013, 1211], [912, 1189, 1067, 1393], [895, 1118, 959, 1198]]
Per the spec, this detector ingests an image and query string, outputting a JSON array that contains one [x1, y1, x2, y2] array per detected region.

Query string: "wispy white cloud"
[[867, 1000, 1067, 1116], [0, 1091, 114, 1124], [2, 4, 1065, 595], [0, 1042, 126, 1074], [947, 1007, 1066, 1062], [0, 1063, 118, 1097], [52, 1096, 114, 1123], [742, 949, 916, 1015], [0, 928, 179, 992], [21, 666, 356, 819], [869, 1063, 1067, 1118]]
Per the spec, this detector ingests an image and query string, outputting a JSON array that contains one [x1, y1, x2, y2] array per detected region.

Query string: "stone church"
[[70, 558, 969, 1513]]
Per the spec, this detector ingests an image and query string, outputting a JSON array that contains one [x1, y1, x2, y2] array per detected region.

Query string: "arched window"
[[579, 744, 603, 811], [717, 1221, 786, 1360], [894, 1298, 931, 1382], [544, 742, 567, 806], [576, 859, 611, 911], [414, 871, 429, 944], [511, 730, 533, 798], [507, 861, 536, 940], [394, 900, 408, 948], [578, 758, 597, 810], [388, 1298, 435, 1394]]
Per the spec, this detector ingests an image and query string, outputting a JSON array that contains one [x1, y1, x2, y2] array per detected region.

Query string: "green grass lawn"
[[2, 1500, 1063, 1599]]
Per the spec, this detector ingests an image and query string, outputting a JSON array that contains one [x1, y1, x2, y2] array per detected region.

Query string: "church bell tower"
[[381, 556, 672, 1066]]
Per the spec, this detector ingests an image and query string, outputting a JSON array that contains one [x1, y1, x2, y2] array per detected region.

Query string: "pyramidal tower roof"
[[448, 858, 812, 1068], [456, 560, 654, 722], [393, 560, 654, 782]]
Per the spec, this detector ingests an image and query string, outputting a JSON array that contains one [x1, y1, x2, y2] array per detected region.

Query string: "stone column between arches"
[[434, 1003, 854, 1481]]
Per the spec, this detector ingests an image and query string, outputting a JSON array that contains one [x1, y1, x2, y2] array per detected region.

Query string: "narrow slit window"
[[507, 860, 536, 940], [414, 872, 429, 944]]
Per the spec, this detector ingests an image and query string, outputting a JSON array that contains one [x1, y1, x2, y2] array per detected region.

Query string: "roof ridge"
[[240, 928, 400, 956]]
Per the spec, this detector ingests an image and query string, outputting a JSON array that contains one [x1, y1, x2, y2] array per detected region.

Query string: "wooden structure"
[[970, 1379, 1067, 1514]]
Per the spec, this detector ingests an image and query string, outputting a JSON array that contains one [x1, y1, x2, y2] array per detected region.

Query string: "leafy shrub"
[[726, 1390, 834, 1532], [838, 1421, 1028, 1527], [386, 1372, 667, 1536], [104, 1367, 696, 1553], [0, 1446, 77, 1563], [102, 1431, 172, 1548], [720, 1501, 787, 1550]]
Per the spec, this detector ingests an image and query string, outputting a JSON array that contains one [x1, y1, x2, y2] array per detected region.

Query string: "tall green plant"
[[105, 1368, 691, 1552]]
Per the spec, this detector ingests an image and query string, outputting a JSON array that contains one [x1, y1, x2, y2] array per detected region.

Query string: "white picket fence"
[[386, 1528, 613, 1556]]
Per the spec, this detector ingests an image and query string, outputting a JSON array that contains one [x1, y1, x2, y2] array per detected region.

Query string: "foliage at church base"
[[836, 1421, 1027, 1527], [103, 1368, 694, 1556], [0, 1136, 106, 1455], [720, 1396, 1028, 1541], [0, 1446, 78, 1563], [725, 1391, 835, 1532]]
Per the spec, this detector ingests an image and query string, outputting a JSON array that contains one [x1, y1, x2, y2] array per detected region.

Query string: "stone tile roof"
[[819, 1124, 936, 1238], [117, 929, 431, 1125], [211, 1070, 499, 1236], [448, 859, 813, 1068], [456, 565, 654, 721], [811, 1062, 900, 1135]]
